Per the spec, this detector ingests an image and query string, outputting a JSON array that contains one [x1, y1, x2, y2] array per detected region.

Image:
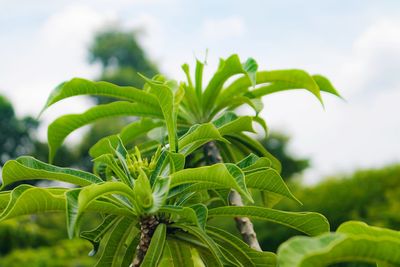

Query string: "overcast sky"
[[1, 0, 399, 183]]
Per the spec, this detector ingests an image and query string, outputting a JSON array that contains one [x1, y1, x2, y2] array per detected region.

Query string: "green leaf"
[[160, 240, 196, 267], [0, 185, 131, 222], [40, 77, 159, 115], [245, 169, 301, 205], [80, 215, 120, 256], [65, 182, 136, 238], [89, 118, 163, 158], [190, 204, 208, 230], [195, 59, 204, 100], [217, 116, 255, 136], [159, 205, 199, 226], [312, 74, 343, 99], [141, 223, 167, 267], [278, 221, 400, 267], [141, 76, 178, 153], [202, 54, 247, 113], [93, 153, 131, 186], [178, 123, 227, 156], [150, 177, 170, 213], [95, 217, 139, 267], [132, 170, 154, 214], [120, 234, 141, 267], [208, 206, 329, 236], [242, 58, 258, 87], [1, 156, 102, 189], [227, 133, 281, 173], [207, 226, 277, 267], [48, 101, 162, 162], [220, 69, 324, 106], [170, 163, 253, 203], [172, 224, 226, 267], [0, 185, 65, 221]]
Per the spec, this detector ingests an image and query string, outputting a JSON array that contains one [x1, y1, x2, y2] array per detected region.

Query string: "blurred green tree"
[[257, 164, 400, 255], [0, 95, 38, 166], [88, 27, 158, 103]]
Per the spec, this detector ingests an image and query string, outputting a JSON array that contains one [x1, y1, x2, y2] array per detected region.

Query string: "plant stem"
[[132, 215, 159, 267], [203, 141, 262, 251]]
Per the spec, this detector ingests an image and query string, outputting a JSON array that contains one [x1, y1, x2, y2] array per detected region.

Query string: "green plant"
[[1, 54, 398, 266]]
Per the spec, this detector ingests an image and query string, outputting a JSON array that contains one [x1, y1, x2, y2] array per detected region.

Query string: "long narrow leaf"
[[48, 101, 162, 162], [41, 77, 159, 114], [1, 156, 102, 189], [208, 206, 329, 236]]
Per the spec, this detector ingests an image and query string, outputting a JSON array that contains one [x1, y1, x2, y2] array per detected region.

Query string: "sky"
[[0, 0, 399, 183]]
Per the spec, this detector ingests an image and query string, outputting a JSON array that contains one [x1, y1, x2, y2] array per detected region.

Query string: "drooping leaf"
[[207, 226, 277, 267], [219, 69, 324, 107], [312, 74, 343, 99], [95, 217, 139, 267], [40, 77, 159, 115], [1, 156, 102, 189], [80, 215, 120, 256], [208, 206, 329, 236], [172, 224, 226, 267], [141, 223, 167, 267], [160, 240, 196, 267], [48, 101, 162, 162]]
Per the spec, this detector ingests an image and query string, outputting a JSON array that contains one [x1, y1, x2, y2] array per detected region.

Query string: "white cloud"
[[201, 16, 245, 41], [263, 18, 400, 184]]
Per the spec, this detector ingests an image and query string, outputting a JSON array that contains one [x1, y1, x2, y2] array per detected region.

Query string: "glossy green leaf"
[[1, 156, 102, 189], [245, 169, 301, 205], [41, 77, 159, 115], [172, 224, 226, 267], [208, 206, 329, 236], [217, 116, 255, 136], [141, 76, 178, 152], [220, 69, 324, 106], [141, 223, 167, 267], [0, 185, 131, 222], [207, 226, 277, 267], [160, 240, 196, 267], [170, 163, 253, 203], [202, 55, 247, 113], [95, 217, 138, 267], [227, 133, 281, 173], [80, 215, 120, 256], [159, 205, 199, 226], [278, 221, 400, 267], [312, 74, 343, 99], [178, 123, 226, 153], [66, 181, 136, 237], [89, 118, 163, 158], [48, 101, 162, 162]]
